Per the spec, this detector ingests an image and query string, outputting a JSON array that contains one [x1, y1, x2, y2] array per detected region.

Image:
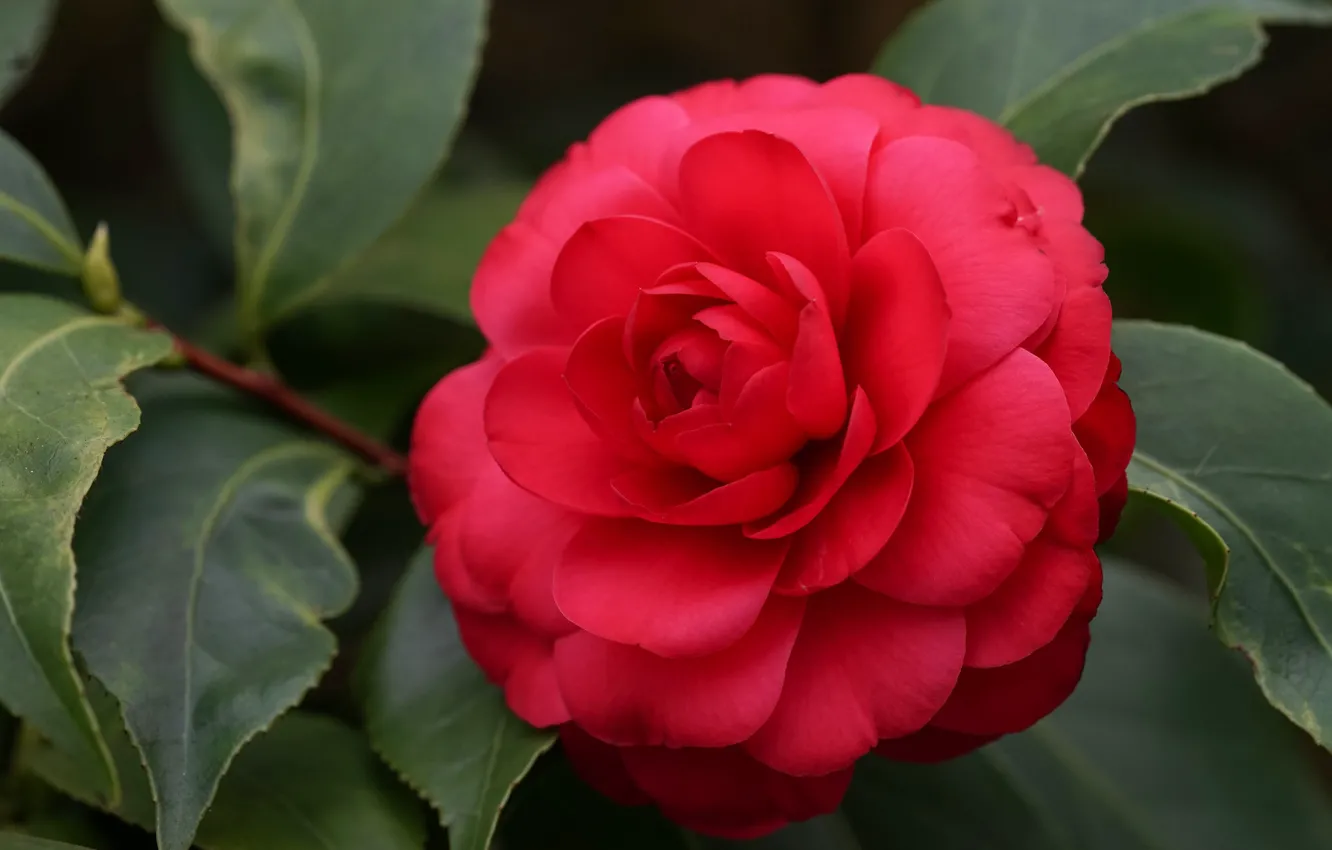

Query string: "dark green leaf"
[[195, 713, 425, 850], [357, 548, 556, 850], [27, 687, 424, 850], [873, 0, 1332, 175], [0, 835, 95, 850], [304, 181, 529, 325], [155, 0, 489, 340], [0, 295, 171, 806], [0, 0, 55, 103], [70, 375, 362, 850], [1116, 319, 1332, 751], [0, 133, 82, 274]]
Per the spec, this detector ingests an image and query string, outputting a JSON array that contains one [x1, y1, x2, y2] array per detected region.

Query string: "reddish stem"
[[164, 330, 408, 477]]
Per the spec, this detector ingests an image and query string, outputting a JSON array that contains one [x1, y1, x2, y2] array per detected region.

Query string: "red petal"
[[620, 745, 850, 839], [560, 725, 650, 806], [874, 727, 997, 763], [582, 95, 690, 185], [679, 130, 848, 300], [553, 596, 804, 747], [553, 520, 788, 657], [564, 317, 660, 463], [471, 223, 572, 357], [893, 105, 1036, 168], [673, 74, 820, 119], [696, 263, 798, 346], [431, 509, 506, 613], [1004, 164, 1085, 221], [745, 584, 965, 775], [673, 362, 808, 481], [522, 164, 678, 244], [508, 534, 577, 640], [611, 462, 799, 526], [963, 537, 1096, 668], [485, 348, 640, 516], [453, 605, 570, 727], [815, 74, 921, 138], [865, 137, 1056, 394], [409, 355, 502, 522], [1035, 285, 1113, 422], [771, 253, 848, 438], [1074, 371, 1136, 498], [747, 387, 876, 539], [774, 444, 914, 595], [930, 616, 1091, 736], [844, 228, 950, 452], [551, 216, 712, 329], [1099, 473, 1129, 544], [856, 350, 1073, 606]]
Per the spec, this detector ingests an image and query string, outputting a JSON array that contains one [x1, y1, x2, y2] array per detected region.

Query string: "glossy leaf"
[[155, 0, 489, 339], [0, 133, 83, 274], [873, 0, 1332, 175], [0, 295, 171, 806], [357, 548, 556, 850], [28, 689, 424, 850], [1116, 319, 1332, 751], [306, 181, 529, 324], [0, 0, 55, 103], [70, 375, 362, 850]]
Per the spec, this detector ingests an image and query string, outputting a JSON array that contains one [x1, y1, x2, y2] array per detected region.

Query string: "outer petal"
[[744, 584, 966, 776], [453, 606, 570, 727], [672, 74, 820, 119], [929, 616, 1092, 736], [485, 348, 640, 516], [1074, 362, 1136, 497], [409, 355, 503, 522], [814, 74, 921, 143], [551, 216, 713, 329], [1034, 284, 1113, 422], [865, 137, 1056, 394], [894, 104, 1036, 168], [843, 228, 950, 452], [471, 223, 572, 357], [553, 595, 804, 747], [963, 538, 1096, 668], [856, 350, 1073, 606], [874, 727, 997, 763], [560, 725, 650, 806], [581, 95, 691, 184], [774, 444, 914, 595], [679, 130, 848, 300], [554, 519, 789, 657], [620, 745, 851, 840]]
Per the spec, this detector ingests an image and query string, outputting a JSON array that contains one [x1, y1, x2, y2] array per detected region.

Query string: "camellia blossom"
[[410, 73, 1135, 838]]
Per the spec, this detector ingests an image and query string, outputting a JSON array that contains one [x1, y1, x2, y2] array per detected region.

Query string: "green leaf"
[[1116, 319, 1332, 751], [155, 0, 489, 340], [195, 713, 425, 850], [0, 0, 56, 103], [0, 835, 95, 850], [0, 133, 83, 274], [357, 548, 556, 850], [296, 181, 530, 324], [27, 688, 424, 850], [872, 0, 1332, 175], [69, 375, 362, 850], [0, 295, 171, 806]]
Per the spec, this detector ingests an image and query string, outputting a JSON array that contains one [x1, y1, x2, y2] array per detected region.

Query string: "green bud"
[[82, 223, 122, 314]]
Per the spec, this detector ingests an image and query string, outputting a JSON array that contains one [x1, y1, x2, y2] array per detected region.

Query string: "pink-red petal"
[[744, 584, 966, 776], [844, 228, 950, 452], [409, 355, 503, 522], [553, 595, 804, 747], [865, 137, 1056, 394], [553, 520, 788, 657], [453, 605, 570, 727], [619, 745, 851, 839], [611, 462, 799, 526]]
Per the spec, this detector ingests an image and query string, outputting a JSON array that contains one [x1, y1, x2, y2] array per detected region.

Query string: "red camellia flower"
[[410, 74, 1135, 838]]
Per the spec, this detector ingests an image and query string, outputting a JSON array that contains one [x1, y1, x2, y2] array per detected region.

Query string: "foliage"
[[0, 0, 1330, 847]]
